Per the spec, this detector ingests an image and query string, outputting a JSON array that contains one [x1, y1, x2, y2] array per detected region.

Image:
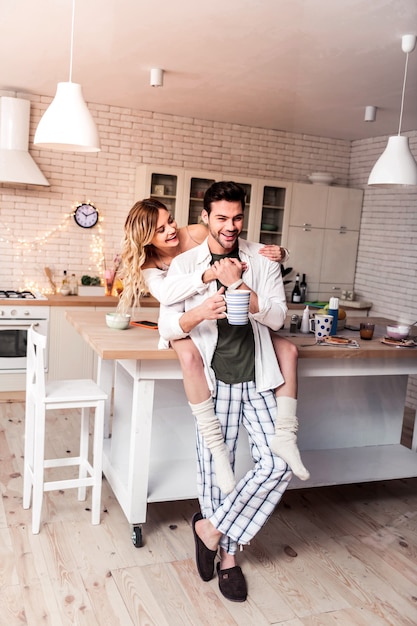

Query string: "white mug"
[[309, 314, 333, 340], [224, 290, 251, 325]]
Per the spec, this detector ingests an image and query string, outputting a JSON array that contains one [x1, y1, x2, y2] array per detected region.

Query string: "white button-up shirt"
[[158, 238, 288, 394]]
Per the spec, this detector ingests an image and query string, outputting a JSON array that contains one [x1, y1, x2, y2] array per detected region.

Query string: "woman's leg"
[[269, 334, 310, 481], [171, 338, 235, 494]]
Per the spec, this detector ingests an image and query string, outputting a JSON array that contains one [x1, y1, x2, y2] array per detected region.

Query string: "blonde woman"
[[118, 198, 309, 493]]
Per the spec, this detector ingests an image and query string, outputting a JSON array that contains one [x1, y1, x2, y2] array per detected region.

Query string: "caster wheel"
[[131, 525, 143, 548]]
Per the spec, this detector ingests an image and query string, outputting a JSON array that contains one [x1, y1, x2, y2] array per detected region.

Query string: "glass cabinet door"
[[184, 174, 255, 233], [149, 171, 180, 219], [258, 185, 287, 245], [233, 180, 254, 240], [187, 177, 216, 224]]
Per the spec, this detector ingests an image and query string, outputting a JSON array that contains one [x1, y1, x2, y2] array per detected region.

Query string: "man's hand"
[[211, 257, 244, 287], [198, 287, 227, 320], [258, 245, 288, 263], [179, 287, 226, 333]]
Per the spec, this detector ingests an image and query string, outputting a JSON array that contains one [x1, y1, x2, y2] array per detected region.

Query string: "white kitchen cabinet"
[[136, 165, 291, 244], [283, 183, 363, 301], [285, 226, 324, 298], [183, 172, 259, 239], [325, 187, 363, 230], [48, 306, 116, 381], [135, 165, 185, 223], [246, 180, 292, 245], [289, 183, 328, 228]]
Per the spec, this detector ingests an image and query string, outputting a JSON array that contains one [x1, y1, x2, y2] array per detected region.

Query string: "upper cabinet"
[[181, 171, 259, 238], [289, 183, 328, 228], [282, 183, 363, 301], [246, 180, 292, 246], [135, 167, 363, 302], [136, 165, 264, 240], [135, 165, 184, 222]]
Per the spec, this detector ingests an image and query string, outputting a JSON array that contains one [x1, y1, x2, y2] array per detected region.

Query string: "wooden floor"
[[1, 400, 417, 626]]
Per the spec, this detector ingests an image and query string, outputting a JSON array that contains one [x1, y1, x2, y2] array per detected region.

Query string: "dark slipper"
[[192, 512, 217, 582], [217, 562, 247, 602]]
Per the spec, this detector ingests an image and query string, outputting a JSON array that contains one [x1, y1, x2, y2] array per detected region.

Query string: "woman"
[[118, 198, 309, 493]]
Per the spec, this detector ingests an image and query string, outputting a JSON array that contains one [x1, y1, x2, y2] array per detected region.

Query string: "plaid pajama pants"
[[195, 380, 292, 555]]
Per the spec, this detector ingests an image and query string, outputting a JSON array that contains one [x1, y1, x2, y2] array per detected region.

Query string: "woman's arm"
[[143, 267, 210, 306], [258, 245, 289, 263]]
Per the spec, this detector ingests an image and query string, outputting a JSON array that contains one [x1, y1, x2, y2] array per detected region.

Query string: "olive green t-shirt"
[[210, 249, 255, 384]]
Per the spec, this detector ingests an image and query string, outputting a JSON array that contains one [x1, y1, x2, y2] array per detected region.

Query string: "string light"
[[1, 201, 106, 293]]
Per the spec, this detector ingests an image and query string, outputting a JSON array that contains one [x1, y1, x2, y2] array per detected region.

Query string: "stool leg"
[[23, 394, 35, 510], [78, 407, 89, 501], [31, 403, 46, 534], [91, 401, 105, 525]]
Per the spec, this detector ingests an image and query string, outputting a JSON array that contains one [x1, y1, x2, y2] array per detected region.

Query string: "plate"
[[323, 335, 351, 345], [380, 337, 417, 348], [320, 336, 359, 348]]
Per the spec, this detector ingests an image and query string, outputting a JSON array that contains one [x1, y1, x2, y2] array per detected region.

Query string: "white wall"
[[350, 132, 417, 409]]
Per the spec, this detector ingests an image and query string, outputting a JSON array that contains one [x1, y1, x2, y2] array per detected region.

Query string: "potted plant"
[[78, 275, 105, 296]]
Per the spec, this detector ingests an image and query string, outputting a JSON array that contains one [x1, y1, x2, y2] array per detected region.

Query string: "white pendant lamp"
[[34, 0, 100, 152], [368, 34, 417, 186]]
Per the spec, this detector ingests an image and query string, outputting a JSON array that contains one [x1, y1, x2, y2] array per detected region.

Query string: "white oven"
[[0, 305, 49, 372]]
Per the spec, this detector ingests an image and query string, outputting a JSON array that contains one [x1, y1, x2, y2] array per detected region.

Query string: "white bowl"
[[106, 312, 131, 330], [308, 172, 334, 186], [386, 325, 409, 340]]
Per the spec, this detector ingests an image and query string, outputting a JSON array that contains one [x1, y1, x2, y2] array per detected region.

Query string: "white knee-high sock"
[[189, 398, 235, 494], [271, 396, 310, 481]]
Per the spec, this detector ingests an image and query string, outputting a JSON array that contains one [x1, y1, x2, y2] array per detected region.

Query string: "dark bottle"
[[291, 273, 301, 303], [300, 273, 307, 302]]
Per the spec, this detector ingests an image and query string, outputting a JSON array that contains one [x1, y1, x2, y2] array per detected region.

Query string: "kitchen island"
[[66, 309, 417, 545]]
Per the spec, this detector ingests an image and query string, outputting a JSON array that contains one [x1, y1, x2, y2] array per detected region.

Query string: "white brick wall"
[[350, 132, 417, 409]]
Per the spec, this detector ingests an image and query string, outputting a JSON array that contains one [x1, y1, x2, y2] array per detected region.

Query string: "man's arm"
[[210, 253, 287, 331]]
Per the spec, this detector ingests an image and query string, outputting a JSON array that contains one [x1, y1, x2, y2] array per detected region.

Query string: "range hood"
[[0, 96, 49, 186]]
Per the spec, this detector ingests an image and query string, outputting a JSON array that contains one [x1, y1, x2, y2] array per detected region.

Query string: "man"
[[158, 181, 292, 603]]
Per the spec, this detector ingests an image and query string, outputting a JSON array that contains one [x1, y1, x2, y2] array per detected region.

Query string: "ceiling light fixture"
[[150, 68, 164, 87], [364, 106, 377, 122], [368, 34, 417, 186], [34, 0, 100, 152]]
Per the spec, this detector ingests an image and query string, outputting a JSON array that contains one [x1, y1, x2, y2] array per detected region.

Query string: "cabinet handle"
[[339, 229, 347, 235], [303, 223, 312, 227]]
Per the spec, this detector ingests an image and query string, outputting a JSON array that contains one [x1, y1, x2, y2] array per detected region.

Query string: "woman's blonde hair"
[[118, 198, 169, 313]]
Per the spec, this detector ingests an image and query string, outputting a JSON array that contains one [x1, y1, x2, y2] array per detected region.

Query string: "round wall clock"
[[74, 202, 99, 229]]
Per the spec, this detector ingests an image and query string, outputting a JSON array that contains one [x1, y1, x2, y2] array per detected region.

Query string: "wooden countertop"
[[66, 310, 417, 362], [0, 294, 158, 307]]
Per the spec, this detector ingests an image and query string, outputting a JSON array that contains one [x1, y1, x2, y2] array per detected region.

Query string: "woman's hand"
[[211, 257, 244, 286], [258, 245, 288, 263]]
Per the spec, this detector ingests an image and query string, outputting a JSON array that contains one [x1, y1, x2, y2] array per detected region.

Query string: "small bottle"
[[69, 273, 78, 295], [291, 273, 301, 303], [301, 305, 310, 333], [60, 270, 69, 295], [61, 270, 68, 288], [300, 273, 307, 303], [328, 297, 339, 335]]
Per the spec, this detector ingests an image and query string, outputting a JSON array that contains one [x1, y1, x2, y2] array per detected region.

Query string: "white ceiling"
[[2, 0, 417, 141]]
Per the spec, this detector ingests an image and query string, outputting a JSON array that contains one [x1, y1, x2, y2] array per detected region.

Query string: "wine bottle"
[[291, 273, 301, 303], [300, 273, 307, 302]]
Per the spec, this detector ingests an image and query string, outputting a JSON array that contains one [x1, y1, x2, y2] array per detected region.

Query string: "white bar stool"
[[23, 325, 108, 534]]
